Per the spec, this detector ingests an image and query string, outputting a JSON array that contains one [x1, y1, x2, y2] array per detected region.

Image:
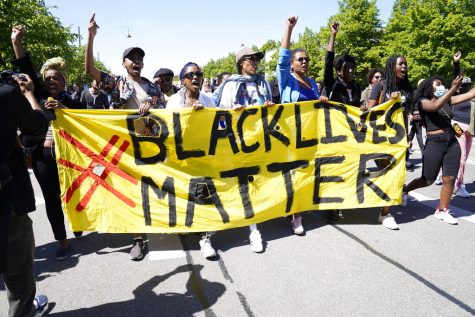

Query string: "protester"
[[166, 62, 217, 259], [213, 46, 274, 253], [451, 76, 473, 198], [153, 68, 179, 105], [448, 52, 473, 198], [316, 80, 324, 95], [80, 79, 109, 109], [366, 54, 412, 230], [321, 22, 361, 220], [322, 22, 361, 107], [360, 68, 383, 110], [201, 77, 213, 98], [1, 72, 49, 317], [402, 74, 475, 224], [276, 16, 325, 235], [86, 13, 165, 261], [70, 82, 81, 102], [216, 72, 231, 87], [407, 78, 425, 156], [11, 25, 85, 260]]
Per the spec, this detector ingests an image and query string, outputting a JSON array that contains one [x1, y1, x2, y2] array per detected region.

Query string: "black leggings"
[[32, 146, 66, 241], [422, 132, 461, 182]]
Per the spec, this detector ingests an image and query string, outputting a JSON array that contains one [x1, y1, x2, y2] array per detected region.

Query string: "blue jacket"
[[276, 48, 319, 103]]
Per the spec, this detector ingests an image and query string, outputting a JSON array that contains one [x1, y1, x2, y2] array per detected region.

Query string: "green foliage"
[[313, 0, 384, 85], [382, 0, 475, 83], [68, 45, 110, 86], [0, 0, 76, 70], [202, 53, 236, 78], [0, 0, 110, 87]]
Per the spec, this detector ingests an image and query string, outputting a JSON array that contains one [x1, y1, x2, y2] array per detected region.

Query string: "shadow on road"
[[48, 264, 225, 317]]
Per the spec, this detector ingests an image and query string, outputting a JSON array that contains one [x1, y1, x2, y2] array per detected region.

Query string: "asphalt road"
[[1, 140, 475, 317]]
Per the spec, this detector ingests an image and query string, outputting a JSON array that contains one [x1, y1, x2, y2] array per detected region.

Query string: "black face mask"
[[459, 85, 472, 94]]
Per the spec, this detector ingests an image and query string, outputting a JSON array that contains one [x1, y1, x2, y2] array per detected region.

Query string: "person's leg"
[[439, 137, 461, 208], [453, 122, 471, 193], [414, 121, 425, 151], [404, 135, 445, 193], [32, 147, 69, 258], [3, 213, 36, 317], [433, 135, 461, 225]]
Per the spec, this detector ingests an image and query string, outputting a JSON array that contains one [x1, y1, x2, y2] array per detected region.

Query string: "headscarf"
[[40, 57, 68, 83], [179, 62, 200, 81]]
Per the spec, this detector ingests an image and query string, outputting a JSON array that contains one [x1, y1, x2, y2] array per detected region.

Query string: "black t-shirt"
[[417, 98, 453, 132], [369, 82, 411, 110]]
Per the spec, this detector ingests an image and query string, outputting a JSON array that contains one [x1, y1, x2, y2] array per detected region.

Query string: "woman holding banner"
[[167, 62, 218, 259], [276, 16, 327, 235], [402, 75, 475, 224], [367, 54, 412, 230], [11, 26, 85, 261], [213, 46, 274, 253]]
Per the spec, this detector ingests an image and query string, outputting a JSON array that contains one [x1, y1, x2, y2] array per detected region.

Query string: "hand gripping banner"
[[52, 99, 407, 233]]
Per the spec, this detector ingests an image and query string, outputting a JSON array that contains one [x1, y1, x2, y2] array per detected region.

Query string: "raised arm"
[[85, 13, 102, 83], [327, 22, 339, 53], [11, 26, 26, 59], [451, 86, 475, 105], [281, 16, 298, 49], [453, 51, 461, 80]]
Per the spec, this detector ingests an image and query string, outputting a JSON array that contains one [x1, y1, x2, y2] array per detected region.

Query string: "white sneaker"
[[456, 185, 471, 198], [291, 215, 304, 235], [435, 175, 442, 185], [401, 192, 408, 206], [433, 208, 458, 225], [249, 230, 264, 253], [378, 212, 399, 230], [199, 236, 217, 259]]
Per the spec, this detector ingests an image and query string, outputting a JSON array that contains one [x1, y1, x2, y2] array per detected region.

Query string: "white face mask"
[[434, 85, 445, 98]]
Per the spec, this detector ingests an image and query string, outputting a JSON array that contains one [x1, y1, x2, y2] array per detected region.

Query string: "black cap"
[[154, 68, 174, 78], [122, 47, 145, 61]]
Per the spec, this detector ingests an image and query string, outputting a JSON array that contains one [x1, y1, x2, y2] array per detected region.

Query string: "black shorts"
[[422, 131, 461, 181]]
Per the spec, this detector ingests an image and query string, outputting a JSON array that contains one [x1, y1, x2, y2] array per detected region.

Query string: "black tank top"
[[418, 98, 453, 132]]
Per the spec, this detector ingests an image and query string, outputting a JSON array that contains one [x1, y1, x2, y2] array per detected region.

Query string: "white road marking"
[[147, 234, 186, 261], [409, 192, 475, 224]]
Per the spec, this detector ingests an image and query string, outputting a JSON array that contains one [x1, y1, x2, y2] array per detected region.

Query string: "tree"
[[0, 0, 76, 71], [202, 53, 236, 78], [313, 0, 384, 85], [68, 45, 110, 86], [383, 0, 475, 83]]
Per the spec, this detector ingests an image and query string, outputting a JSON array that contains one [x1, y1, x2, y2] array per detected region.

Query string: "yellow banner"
[[52, 99, 407, 233]]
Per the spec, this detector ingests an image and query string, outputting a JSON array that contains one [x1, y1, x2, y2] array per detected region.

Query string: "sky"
[[44, 0, 394, 80]]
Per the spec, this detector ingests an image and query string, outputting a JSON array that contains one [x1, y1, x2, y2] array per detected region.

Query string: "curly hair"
[[366, 68, 384, 85], [413, 75, 446, 102], [40, 57, 68, 83], [334, 54, 356, 71]]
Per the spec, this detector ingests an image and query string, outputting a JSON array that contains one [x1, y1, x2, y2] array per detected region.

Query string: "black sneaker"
[[327, 209, 344, 221], [33, 295, 48, 317], [73, 231, 83, 237], [129, 239, 145, 261], [55, 245, 71, 261]]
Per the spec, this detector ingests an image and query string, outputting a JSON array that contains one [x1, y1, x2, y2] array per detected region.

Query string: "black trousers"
[[2, 213, 36, 317], [32, 147, 66, 241]]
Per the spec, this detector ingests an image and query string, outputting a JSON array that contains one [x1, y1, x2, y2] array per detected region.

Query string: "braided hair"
[[383, 55, 410, 94]]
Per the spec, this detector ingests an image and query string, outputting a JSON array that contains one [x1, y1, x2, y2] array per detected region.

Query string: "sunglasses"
[[183, 71, 203, 80], [374, 75, 381, 79], [243, 55, 260, 63], [294, 57, 310, 63]]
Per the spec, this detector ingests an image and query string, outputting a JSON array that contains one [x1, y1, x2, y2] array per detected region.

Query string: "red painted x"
[[57, 130, 138, 211]]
